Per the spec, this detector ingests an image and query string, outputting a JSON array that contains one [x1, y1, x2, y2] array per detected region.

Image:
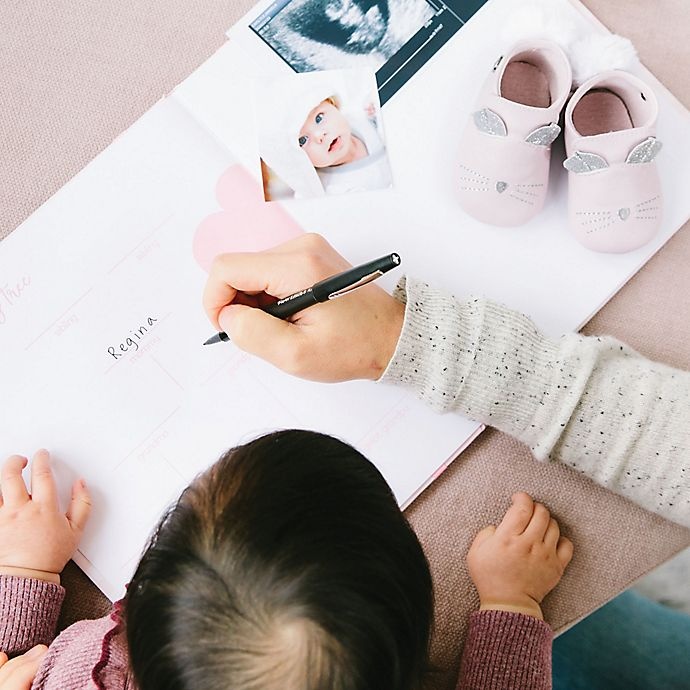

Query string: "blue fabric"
[[552, 590, 690, 690]]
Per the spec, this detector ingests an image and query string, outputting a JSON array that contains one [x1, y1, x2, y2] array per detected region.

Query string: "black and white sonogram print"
[[256, 0, 436, 73]]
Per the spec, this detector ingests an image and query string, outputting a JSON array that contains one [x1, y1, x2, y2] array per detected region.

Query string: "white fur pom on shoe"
[[568, 33, 638, 86], [499, 1, 578, 52], [498, 0, 638, 87]]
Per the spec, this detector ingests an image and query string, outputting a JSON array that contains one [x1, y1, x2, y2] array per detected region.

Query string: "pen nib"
[[203, 332, 229, 346]]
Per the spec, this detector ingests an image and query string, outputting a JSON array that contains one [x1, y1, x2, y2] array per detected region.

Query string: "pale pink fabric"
[[0, 577, 64, 654], [457, 40, 571, 226], [457, 611, 552, 690], [564, 71, 662, 253], [2, 3, 689, 690], [0, 575, 548, 690]]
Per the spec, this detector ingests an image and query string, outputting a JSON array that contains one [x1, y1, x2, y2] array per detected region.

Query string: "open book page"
[[174, 0, 690, 340], [4, 0, 690, 601], [0, 95, 480, 600]]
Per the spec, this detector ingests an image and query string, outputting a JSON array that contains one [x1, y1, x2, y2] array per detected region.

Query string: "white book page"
[[175, 0, 690, 340], [0, 96, 479, 600], [5, 0, 690, 601]]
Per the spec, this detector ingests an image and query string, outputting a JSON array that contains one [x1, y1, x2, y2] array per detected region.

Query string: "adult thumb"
[[219, 304, 300, 370]]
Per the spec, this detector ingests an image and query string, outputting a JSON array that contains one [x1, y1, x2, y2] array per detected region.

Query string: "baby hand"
[[0, 646, 47, 690], [203, 233, 405, 382], [467, 492, 573, 619], [0, 450, 91, 583]]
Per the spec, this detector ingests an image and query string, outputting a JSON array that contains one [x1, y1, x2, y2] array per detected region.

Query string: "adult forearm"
[[382, 277, 690, 527]]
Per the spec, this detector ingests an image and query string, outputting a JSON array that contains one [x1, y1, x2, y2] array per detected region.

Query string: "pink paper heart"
[[193, 165, 303, 272]]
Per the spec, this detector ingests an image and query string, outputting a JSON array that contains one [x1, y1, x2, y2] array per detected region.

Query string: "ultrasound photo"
[[255, 0, 436, 73]]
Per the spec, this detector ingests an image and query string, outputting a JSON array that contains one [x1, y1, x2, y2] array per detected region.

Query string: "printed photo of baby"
[[255, 68, 393, 201]]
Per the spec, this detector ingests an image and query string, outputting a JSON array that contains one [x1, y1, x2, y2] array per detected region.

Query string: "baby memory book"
[[2, 0, 690, 599]]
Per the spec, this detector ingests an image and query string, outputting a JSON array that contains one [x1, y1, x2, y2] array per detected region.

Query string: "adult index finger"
[[209, 239, 335, 297], [203, 240, 342, 329], [203, 251, 287, 330]]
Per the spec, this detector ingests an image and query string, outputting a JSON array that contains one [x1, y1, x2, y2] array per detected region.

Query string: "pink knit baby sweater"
[[0, 574, 552, 689]]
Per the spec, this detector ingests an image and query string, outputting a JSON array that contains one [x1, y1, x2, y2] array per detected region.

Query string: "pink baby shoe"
[[457, 40, 572, 226], [563, 70, 662, 253]]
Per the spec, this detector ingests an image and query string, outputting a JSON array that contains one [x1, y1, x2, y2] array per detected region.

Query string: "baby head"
[[298, 97, 359, 168], [125, 429, 433, 690]]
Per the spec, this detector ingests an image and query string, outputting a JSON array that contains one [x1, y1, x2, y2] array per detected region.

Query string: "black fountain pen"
[[203, 252, 401, 345]]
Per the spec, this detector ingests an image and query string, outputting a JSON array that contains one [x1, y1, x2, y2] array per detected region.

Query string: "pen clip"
[[328, 270, 383, 299]]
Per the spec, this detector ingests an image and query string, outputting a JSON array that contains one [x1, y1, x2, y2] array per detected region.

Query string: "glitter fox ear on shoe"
[[563, 70, 662, 253], [457, 40, 572, 226]]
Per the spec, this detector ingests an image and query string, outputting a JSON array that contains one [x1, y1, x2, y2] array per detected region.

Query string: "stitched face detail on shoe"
[[631, 195, 661, 221], [459, 164, 543, 206], [574, 195, 661, 236]]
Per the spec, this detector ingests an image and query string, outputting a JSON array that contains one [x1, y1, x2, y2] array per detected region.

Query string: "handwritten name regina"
[[108, 316, 158, 360]]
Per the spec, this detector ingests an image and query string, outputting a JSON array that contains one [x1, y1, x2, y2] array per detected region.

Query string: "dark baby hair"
[[125, 429, 433, 690]]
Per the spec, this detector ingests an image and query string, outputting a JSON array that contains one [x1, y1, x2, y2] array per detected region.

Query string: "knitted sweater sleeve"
[[380, 277, 690, 528], [0, 576, 65, 654], [457, 611, 552, 690]]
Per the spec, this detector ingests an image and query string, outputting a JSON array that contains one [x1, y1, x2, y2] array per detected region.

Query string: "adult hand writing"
[[203, 233, 405, 382], [0, 646, 47, 690], [0, 450, 91, 583]]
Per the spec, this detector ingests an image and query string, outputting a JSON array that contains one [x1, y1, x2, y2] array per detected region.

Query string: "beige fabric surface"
[[2, 1, 689, 688]]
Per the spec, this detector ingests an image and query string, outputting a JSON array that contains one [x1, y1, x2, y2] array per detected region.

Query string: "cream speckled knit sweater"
[[381, 277, 690, 527]]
